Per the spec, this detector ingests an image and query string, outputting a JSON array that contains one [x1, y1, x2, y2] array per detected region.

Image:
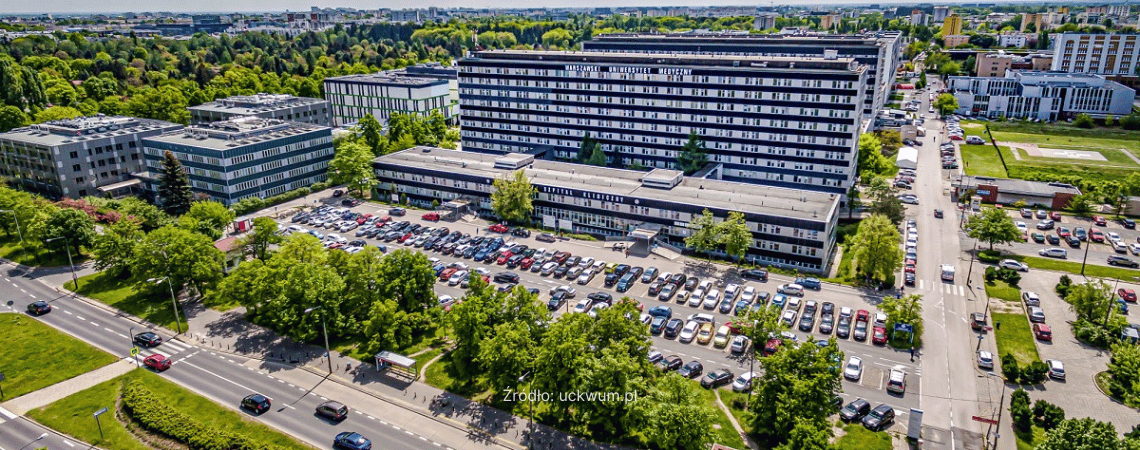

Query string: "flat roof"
[[589, 31, 901, 44], [468, 50, 861, 72], [188, 94, 327, 115], [956, 176, 1082, 197], [0, 115, 182, 147], [323, 71, 449, 88], [143, 117, 330, 151], [375, 147, 837, 222]]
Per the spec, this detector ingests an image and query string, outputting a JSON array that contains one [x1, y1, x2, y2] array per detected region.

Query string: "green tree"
[[125, 85, 189, 124], [626, 374, 716, 450], [0, 105, 30, 132], [158, 150, 193, 216], [131, 224, 224, 297], [875, 129, 903, 153], [91, 219, 143, 277], [577, 132, 595, 162], [1108, 342, 1140, 405], [356, 114, 386, 155], [585, 142, 607, 166], [533, 313, 593, 417], [238, 216, 281, 261], [934, 93, 959, 116], [848, 214, 904, 282], [749, 338, 844, 446], [178, 200, 234, 240], [1065, 280, 1113, 323], [964, 207, 1022, 250], [448, 276, 497, 378], [675, 131, 708, 175], [1067, 193, 1094, 217], [737, 304, 788, 357], [1038, 418, 1124, 450], [1074, 114, 1095, 129], [33, 106, 83, 123], [857, 133, 890, 177], [867, 178, 905, 225], [1105, 114, 1115, 127], [34, 207, 94, 257], [329, 141, 375, 196], [879, 293, 924, 341], [684, 209, 719, 256], [376, 248, 438, 312], [717, 211, 752, 265], [478, 320, 539, 395], [490, 169, 536, 224]]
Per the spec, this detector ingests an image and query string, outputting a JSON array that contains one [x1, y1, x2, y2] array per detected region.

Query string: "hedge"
[[121, 380, 287, 450]]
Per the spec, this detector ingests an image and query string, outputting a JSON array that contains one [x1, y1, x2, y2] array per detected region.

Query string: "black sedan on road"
[[333, 432, 372, 450], [26, 301, 51, 315], [133, 331, 163, 348]]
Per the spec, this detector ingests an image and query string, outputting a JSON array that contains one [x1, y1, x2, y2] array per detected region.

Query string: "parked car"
[[862, 404, 895, 431], [1046, 359, 1065, 380], [1028, 306, 1046, 323], [977, 351, 994, 370], [700, 369, 734, 388], [1108, 256, 1139, 268], [999, 259, 1029, 272], [1033, 323, 1053, 341], [840, 399, 872, 422], [731, 372, 757, 393], [1038, 248, 1067, 259]]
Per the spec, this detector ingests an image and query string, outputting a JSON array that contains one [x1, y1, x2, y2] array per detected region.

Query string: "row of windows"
[[461, 66, 858, 90]]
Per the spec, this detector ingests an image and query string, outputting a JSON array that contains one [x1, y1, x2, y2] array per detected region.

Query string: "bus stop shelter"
[[375, 351, 418, 380]]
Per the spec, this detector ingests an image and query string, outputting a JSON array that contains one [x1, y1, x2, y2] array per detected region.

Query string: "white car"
[[437, 295, 455, 307], [550, 285, 577, 298], [724, 284, 740, 301], [679, 321, 700, 343], [576, 269, 596, 285], [540, 261, 559, 275], [1039, 247, 1068, 259], [447, 270, 468, 286], [1108, 232, 1123, 243], [1015, 221, 1027, 234], [999, 259, 1029, 272], [787, 297, 802, 312], [450, 262, 469, 270], [702, 289, 721, 309], [474, 267, 491, 277], [781, 309, 797, 326], [777, 283, 804, 296], [287, 225, 305, 233], [578, 257, 594, 268], [730, 335, 751, 353], [732, 372, 758, 393], [587, 303, 609, 318], [740, 286, 756, 304], [844, 356, 863, 381], [978, 351, 994, 370], [1130, 243, 1140, 256], [573, 299, 592, 314], [1046, 359, 1065, 380]]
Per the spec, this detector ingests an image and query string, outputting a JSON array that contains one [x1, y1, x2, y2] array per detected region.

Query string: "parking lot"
[[273, 196, 924, 434], [999, 209, 1140, 270]]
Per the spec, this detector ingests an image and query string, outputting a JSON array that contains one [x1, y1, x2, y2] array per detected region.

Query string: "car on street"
[[1046, 360, 1065, 380], [26, 301, 51, 315], [241, 393, 272, 414], [1033, 323, 1052, 341], [316, 401, 349, 421], [143, 353, 171, 371], [134, 332, 163, 348], [1028, 306, 1046, 323], [777, 283, 804, 296], [999, 259, 1029, 271], [741, 269, 768, 282], [1038, 248, 1067, 259], [678, 361, 703, 378], [333, 432, 372, 450], [840, 399, 872, 422], [862, 404, 895, 431], [844, 356, 863, 381], [701, 369, 734, 388]]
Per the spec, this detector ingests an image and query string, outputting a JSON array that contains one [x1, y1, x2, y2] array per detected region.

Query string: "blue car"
[[309, 229, 324, 240], [795, 277, 822, 290], [735, 300, 751, 316], [648, 305, 672, 319], [771, 294, 787, 308], [333, 432, 372, 450], [650, 316, 667, 334], [474, 250, 489, 261]]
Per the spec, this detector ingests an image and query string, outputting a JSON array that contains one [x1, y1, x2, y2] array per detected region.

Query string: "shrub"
[[1121, 113, 1140, 130], [1002, 352, 1022, 382], [1024, 361, 1049, 384], [230, 186, 312, 216], [121, 380, 287, 450], [1056, 275, 1073, 299], [1072, 319, 1117, 349], [1033, 399, 1066, 430], [1010, 389, 1033, 431], [978, 250, 1002, 264], [1074, 113, 1095, 129]]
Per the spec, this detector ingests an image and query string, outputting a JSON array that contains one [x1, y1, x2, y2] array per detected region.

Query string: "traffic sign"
[[130, 347, 139, 357], [971, 415, 999, 425]]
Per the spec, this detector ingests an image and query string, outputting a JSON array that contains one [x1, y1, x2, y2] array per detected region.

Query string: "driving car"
[[844, 356, 863, 381], [978, 351, 994, 370], [678, 361, 703, 378], [1108, 256, 1140, 267], [241, 393, 272, 414], [26, 301, 51, 315], [133, 332, 163, 348], [316, 401, 349, 421], [999, 259, 1029, 272], [700, 369, 734, 388], [333, 432, 372, 450], [1038, 248, 1067, 259], [862, 404, 896, 431], [840, 399, 872, 422], [1046, 359, 1065, 380], [143, 353, 171, 371]]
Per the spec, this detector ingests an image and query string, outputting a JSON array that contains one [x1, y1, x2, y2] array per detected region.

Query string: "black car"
[[26, 301, 51, 315], [1109, 256, 1140, 268], [650, 316, 668, 334], [133, 332, 162, 348], [741, 269, 768, 282], [333, 190, 344, 197], [389, 208, 406, 216], [862, 404, 895, 431], [684, 277, 700, 291], [656, 355, 683, 372], [604, 273, 620, 287], [341, 199, 360, 207], [905, 272, 916, 286], [840, 399, 872, 422], [628, 266, 644, 280], [333, 432, 372, 450], [663, 318, 684, 338], [648, 283, 664, 296], [700, 369, 734, 388], [798, 313, 815, 332], [315, 401, 348, 421], [1064, 235, 1081, 248], [547, 292, 568, 310], [511, 228, 531, 237], [1046, 234, 1060, 245], [553, 266, 570, 278], [836, 317, 852, 339], [1123, 218, 1136, 229], [678, 361, 703, 378], [587, 292, 613, 305], [669, 273, 687, 286], [241, 393, 272, 414], [493, 272, 519, 284]]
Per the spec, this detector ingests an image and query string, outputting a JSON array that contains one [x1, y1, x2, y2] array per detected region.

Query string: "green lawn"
[[66, 272, 186, 332], [27, 369, 313, 450], [1015, 424, 1047, 450], [0, 313, 118, 400], [836, 423, 893, 450], [960, 144, 1009, 178], [823, 244, 859, 286], [992, 312, 1041, 366], [985, 280, 1021, 303], [987, 253, 1140, 280], [0, 234, 87, 267], [702, 388, 747, 450]]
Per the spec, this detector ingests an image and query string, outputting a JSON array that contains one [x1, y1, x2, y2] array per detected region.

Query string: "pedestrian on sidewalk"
[[909, 347, 915, 361]]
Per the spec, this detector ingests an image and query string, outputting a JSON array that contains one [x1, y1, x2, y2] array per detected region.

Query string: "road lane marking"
[[63, 441, 74, 447], [181, 360, 259, 393], [115, 332, 128, 339], [76, 315, 85, 320], [64, 310, 72, 315], [0, 406, 16, 419], [90, 321, 99, 326], [29, 294, 35, 299]]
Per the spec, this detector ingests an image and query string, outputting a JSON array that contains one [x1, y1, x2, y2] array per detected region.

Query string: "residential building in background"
[[753, 13, 778, 30], [974, 52, 1054, 78], [582, 31, 901, 119], [947, 71, 1135, 121], [942, 14, 962, 36], [323, 71, 456, 127], [943, 35, 970, 48], [932, 6, 951, 23], [458, 49, 867, 196], [188, 94, 331, 126], [0, 115, 182, 199], [139, 117, 334, 205], [373, 147, 840, 273], [1051, 33, 1140, 77], [997, 33, 1029, 48]]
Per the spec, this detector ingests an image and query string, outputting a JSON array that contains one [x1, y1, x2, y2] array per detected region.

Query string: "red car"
[[1120, 289, 1137, 303], [520, 258, 536, 270], [489, 224, 509, 233], [1033, 323, 1053, 342], [438, 267, 457, 282], [496, 251, 514, 265], [423, 213, 440, 222], [1057, 227, 1070, 238], [872, 326, 888, 345], [1090, 228, 1105, 243], [763, 338, 783, 355], [398, 233, 413, 243], [143, 354, 172, 371], [1050, 211, 1061, 221], [905, 264, 916, 273], [376, 216, 392, 224], [856, 310, 870, 324], [1094, 216, 1107, 226]]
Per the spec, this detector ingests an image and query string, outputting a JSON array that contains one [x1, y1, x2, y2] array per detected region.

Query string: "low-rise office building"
[[953, 176, 1081, 210], [188, 94, 331, 126], [947, 71, 1135, 121], [323, 71, 456, 126], [0, 115, 183, 199], [140, 117, 334, 205], [373, 147, 840, 273], [459, 49, 867, 196]]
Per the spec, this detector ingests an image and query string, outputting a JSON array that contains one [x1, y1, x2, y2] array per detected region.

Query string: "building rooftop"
[[0, 115, 181, 147], [188, 94, 326, 115], [143, 116, 329, 152], [467, 49, 861, 72], [589, 31, 902, 43], [956, 175, 1082, 197], [323, 71, 449, 87], [376, 147, 838, 222]]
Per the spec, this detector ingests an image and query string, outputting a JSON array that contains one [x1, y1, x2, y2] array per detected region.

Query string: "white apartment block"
[[1051, 33, 1140, 76], [948, 71, 1135, 121], [323, 72, 455, 127]]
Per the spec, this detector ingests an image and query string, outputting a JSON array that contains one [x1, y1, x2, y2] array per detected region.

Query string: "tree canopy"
[[491, 169, 536, 224], [964, 207, 1021, 250]]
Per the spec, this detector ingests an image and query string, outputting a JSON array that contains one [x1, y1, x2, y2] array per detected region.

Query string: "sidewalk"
[[2, 359, 135, 415]]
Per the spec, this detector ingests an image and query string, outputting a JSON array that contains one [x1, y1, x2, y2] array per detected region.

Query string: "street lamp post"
[[1080, 236, 1092, 275], [45, 236, 78, 291], [148, 277, 183, 334], [986, 372, 1008, 450], [0, 209, 29, 264], [746, 319, 758, 409], [19, 433, 48, 450], [304, 307, 334, 375], [966, 240, 979, 287]]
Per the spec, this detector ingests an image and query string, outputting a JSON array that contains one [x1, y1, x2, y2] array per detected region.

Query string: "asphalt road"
[[0, 267, 488, 450], [0, 415, 77, 450]]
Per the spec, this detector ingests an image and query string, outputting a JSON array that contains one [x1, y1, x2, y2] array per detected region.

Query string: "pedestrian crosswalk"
[[134, 338, 193, 360], [0, 405, 16, 424], [916, 280, 966, 297]]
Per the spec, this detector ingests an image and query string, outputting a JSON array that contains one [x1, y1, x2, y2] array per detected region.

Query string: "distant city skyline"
[[6, 0, 1027, 15]]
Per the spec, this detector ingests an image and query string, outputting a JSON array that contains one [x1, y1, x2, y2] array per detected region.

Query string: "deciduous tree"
[[1038, 418, 1125, 450], [879, 293, 924, 341], [131, 224, 224, 297], [867, 178, 905, 225], [491, 169, 536, 224], [1065, 280, 1113, 323], [748, 338, 844, 445], [934, 93, 959, 116], [964, 207, 1022, 250], [684, 209, 719, 256], [36, 207, 95, 257], [329, 141, 375, 196], [178, 200, 234, 239], [848, 214, 903, 282], [238, 216, 281, 261], [91, 219, 143, 277], [626, 374, 716, 450], [857, 133, 890, 177], [586, 142, 607, 166], [716, 211, 752, 265]]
